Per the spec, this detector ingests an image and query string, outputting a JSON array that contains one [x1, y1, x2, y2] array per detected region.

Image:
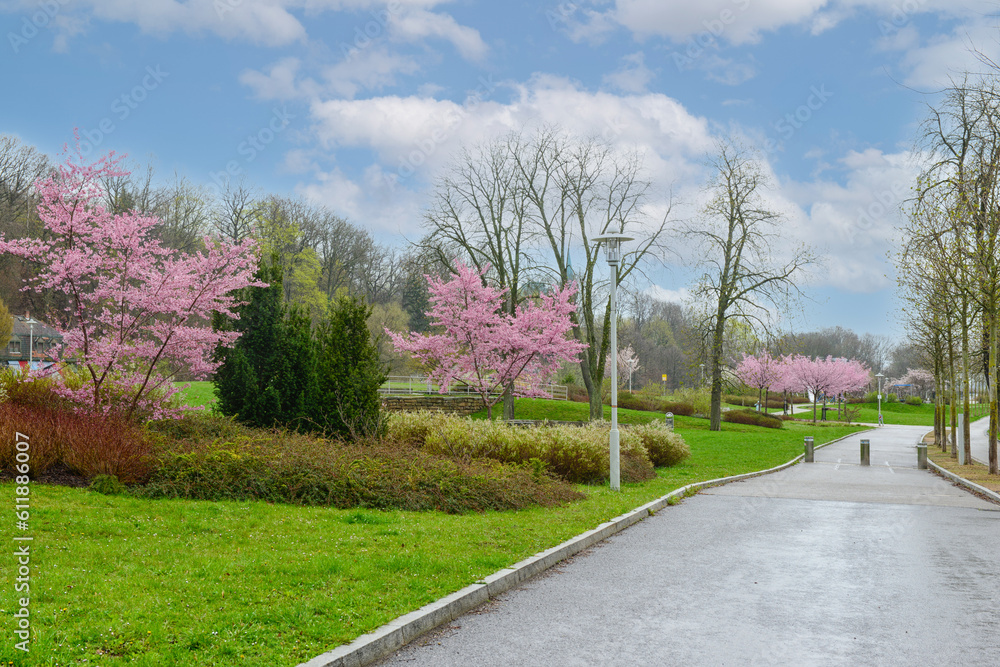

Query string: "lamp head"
[[593, 233, 634, 266]]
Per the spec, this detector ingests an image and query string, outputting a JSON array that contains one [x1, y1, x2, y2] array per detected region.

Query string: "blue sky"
[[3, 0, 999, 340]]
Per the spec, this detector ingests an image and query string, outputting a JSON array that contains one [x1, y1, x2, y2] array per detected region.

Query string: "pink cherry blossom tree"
[[782, 355, 870, 422], [735, 351, 784, 413], [388, 261, 587, 419], [0, 141, 261, 420]]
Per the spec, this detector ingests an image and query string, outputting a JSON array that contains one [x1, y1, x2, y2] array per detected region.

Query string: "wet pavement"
[[377, 426, 1000, 666]]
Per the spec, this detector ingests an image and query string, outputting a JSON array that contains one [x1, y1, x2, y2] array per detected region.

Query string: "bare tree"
[[513, 129, 673, 419], [153, 175, 210, 252], [688, 139, 816, 431], [421, 132, 537, 419], [212, 177, 257, 244]]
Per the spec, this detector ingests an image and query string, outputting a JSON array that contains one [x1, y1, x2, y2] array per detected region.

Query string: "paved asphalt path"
[[377, 426, 1000, 666]]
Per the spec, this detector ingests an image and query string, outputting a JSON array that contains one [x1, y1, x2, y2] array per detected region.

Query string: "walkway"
[[377, 426, 1000, 666]]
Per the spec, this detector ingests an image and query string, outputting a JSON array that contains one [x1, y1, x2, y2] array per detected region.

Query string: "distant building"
[[2, 315, 63, 371]]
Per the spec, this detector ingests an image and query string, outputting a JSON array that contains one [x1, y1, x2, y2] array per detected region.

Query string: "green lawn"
[[172, 381, 217, 410], [0, 398, 865, 666]]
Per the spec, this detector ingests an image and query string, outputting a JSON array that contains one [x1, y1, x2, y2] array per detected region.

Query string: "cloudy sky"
[[3, 0, 999, 339]]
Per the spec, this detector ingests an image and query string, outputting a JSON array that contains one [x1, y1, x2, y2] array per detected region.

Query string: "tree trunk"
[[708, 312, 726, 431], [503, 384, 515, 420]]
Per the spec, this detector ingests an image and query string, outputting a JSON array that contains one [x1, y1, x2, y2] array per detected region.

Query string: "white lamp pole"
[[876, 372, 884, 426], [28, 319, 34, 368], [594, 233, 632, 492]]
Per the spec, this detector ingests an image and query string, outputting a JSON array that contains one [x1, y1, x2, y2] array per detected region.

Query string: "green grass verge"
[[0, 404, 864, 666], [172, 381, 217, 410]]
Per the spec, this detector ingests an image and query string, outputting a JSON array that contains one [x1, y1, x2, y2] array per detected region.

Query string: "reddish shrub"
[[0, 403, 154, 483]]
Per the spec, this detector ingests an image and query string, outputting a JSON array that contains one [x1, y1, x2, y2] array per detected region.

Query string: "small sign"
[[661, 374, 667, 381]]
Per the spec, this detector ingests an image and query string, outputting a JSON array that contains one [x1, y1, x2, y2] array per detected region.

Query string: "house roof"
[[10, 315, 62, 340]]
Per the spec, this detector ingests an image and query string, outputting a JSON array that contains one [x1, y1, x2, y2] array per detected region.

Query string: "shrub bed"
[[139, 427, 582, 513], [388, 411, 689, 484], [617, 393, 695, 416], [0, 402, 154, 483], [722, 409, 783, 429]]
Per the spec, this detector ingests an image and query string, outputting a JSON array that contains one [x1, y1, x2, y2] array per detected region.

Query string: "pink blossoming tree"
[[782, 355, 870, 422], [388, 261, 587, 419], [735, 351, 784, 413], [0, 142, 261, 420]]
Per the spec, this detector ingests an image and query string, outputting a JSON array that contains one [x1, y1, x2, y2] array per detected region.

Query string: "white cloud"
[[387, 8, 488, 61], [645, 285, 692, 304], [9, 0, 485, 56], [299, 75, 715, 233], [609, 0, 829, 45], [240, 57, 305, 100], [602, 51, 655, 93], [777, 148, 923, 292]]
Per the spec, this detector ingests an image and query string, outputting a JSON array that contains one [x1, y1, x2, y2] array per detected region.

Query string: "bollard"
[[804, 436, 814, 463], [957, 414, 966, 465], [860, 438, 870, 466], [917, 443, 927, 470], [664, 412, 674, 431]]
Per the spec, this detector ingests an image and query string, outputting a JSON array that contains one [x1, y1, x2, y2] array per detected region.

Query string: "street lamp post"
[[594, 233, 632, 492], [876, 372, 885, 426], [700, 363, 705, 386], [28, 318, 34, 369]]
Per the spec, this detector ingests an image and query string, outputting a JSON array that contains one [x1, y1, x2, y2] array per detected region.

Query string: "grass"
[[835, 401, 983, 426], [474, 397, 680, 425], [925, 434, 1000, 495], [172, 381, 217, 410], [0, 396, 865, 666]]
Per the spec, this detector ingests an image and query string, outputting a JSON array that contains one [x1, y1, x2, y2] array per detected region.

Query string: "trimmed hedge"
[[721, 409, 783, 429], [617, 393, 695, 416]]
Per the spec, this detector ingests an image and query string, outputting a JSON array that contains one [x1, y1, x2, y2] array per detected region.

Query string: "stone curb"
[[926, 459, 1000, 505], [298, 429, 868, 667]]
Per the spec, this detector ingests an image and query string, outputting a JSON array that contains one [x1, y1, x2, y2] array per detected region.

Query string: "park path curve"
[[376, 425, 1000, 666]]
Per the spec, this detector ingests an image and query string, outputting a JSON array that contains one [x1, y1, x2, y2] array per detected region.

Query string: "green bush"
[[669, 388, 711, 415], [721, 409, 783, 429], [391, 411, 689, 483], [0, 368, 65, 407], [864, 391, 879, 404], [616, 393, 694, 416], [90, 474, 127, 495], [905, 395, 923, 406], [214, 261, 386, 438], [887, 393, 899, 403], [139, 425, 582, 513], [624, 423, 690, 467], [723, 394, 784, 409]]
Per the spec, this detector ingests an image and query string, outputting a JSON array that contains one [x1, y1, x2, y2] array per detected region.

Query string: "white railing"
[[379, 376, 568, 401]]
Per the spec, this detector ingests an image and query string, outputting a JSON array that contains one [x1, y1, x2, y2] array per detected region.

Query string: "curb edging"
[[299, 429, 868, 667], [926, 459, 1000, 505]]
